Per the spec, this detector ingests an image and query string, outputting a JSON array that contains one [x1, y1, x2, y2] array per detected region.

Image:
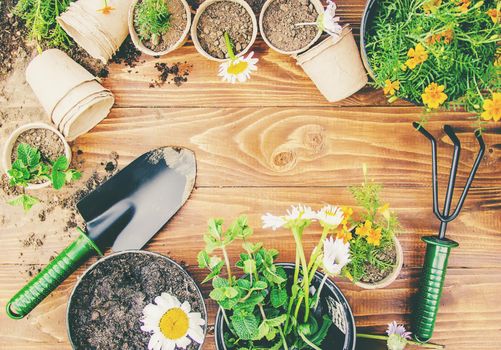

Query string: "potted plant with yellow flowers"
[[361, 0, 500, 128], [340, 167, 403, 289], [199, 208, 357, 350]]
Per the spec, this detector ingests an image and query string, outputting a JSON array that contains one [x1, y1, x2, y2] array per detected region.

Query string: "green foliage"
[[7, 143, 81, 211], [365, 0, 499, 129], [199, 216, 333, 349], [134, 0, 171, 44], [13, 0, 73, 49]]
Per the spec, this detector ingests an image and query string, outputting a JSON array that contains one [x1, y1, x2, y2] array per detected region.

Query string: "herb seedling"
[[134, 0, 171, 45], [7, 143, 81, 211]]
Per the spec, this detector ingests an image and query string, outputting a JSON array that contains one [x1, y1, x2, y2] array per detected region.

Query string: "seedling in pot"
[[218, 32, 258, 83], [134, 0, 171, 46], [7, 143, 81, 211]]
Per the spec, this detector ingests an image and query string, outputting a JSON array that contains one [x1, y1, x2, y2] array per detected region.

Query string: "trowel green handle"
[[414, 236, 458, 343], [6, 228, 102, 319]]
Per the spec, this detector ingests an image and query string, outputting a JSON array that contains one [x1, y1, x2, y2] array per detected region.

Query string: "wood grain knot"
[[270, 148, 297, 172], [302, 125, 326, 153]]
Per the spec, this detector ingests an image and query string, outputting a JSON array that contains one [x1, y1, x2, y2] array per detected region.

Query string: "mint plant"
[[199, 209, 351, 349], [7, 143, 81, 211]]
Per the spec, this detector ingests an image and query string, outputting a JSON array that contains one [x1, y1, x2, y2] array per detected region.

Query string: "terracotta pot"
[[2, 122, 72, 190], [295, 29, 368, 102], [214, 263, 356, 350], [355, 235, 404, 289], [58, 0, 133, 62], [191, 0, 257, 62], [129, 0, 191, 56], [66, 250, 208, 349], [259, 0, 323, 55], [25, 49, 114, 141]]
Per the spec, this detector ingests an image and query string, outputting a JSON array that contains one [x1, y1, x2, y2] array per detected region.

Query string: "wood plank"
[[1, 186, 499, 267], [1, 264, 500, 349], [68, 107, 500, 187]]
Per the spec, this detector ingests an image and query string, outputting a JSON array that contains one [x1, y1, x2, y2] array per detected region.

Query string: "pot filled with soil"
[[191, 0, 257, 61], [67, 250, 207, 349], [214, 263, 356, 350], [260, 0, 323, 55], [129, 0, 191, 56], [2, 122, 72, 190], [295, 28, 368, 102]]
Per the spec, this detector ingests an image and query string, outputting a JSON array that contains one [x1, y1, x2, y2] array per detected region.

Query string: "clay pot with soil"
[[296, 28, 368, 102], [355, 234, 403, 289], [191, 0, 257, 61], [129, 0, 191, 56], [260, 0, 323, 55], [2, 123, 72, 190], [67, 251, 207, 350]]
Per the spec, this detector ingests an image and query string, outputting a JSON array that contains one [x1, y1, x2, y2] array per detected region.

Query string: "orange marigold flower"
[[383, 80, 400, 96], [421, 82, 447, 109], [457, 0, 470, 13], [366, 226, 382, 246], [355, 220, 372, 237], [405, 43, 428, 69], [481, 93, 501, 122], [97, 0, 114, 14], [336, 228, 353, 244], [423, 0, 442, 13], [341, 206, 353, 226], [487, 8, 500, 23]]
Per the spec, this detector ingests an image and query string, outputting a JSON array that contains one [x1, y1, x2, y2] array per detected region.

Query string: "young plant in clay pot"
[[294, 0, 368, 102], [341, 167, 403, 289], [67, 251, 207, 350], [2, 123, 80, 211], [129, 0, 191, 56], [259, 0, 323, 55], [191, 0, 258, 61], [199, 212, 356, 350]]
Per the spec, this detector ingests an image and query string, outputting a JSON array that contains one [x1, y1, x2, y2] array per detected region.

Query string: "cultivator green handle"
[[6, 228, 102, 319], [413, 236, 459, 343]]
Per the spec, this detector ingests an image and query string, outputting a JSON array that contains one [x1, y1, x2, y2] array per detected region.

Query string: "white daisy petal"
[[162, 339, 176, 350], [317, 205, 344, 228], [148, 332, 163, 350], [218, 51, 259, 84], [180, 301, 191, 313], [322, 237, 351, 276], [188, 325, 205, 344], [189, 312, 206, 326], [175, 336, 191, 349]]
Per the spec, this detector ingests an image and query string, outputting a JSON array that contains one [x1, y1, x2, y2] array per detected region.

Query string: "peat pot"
[[2, 122, 72, 190], [355, 235, 404, 290], [67, 250, 208, 350], [214, 263, 356, 350], [128, 0, 192, 56], [296, 28, 368, 102], [191, 0, 258, 62]]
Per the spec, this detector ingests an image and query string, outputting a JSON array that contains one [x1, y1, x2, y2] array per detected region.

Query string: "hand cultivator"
[[412, 122, 485, 343]]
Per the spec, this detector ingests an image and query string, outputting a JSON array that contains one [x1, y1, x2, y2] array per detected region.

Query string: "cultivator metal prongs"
[[411, 122, 485, 343]]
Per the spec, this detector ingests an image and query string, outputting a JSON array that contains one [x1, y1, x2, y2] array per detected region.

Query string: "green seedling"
[[135, 0, 171, 45]]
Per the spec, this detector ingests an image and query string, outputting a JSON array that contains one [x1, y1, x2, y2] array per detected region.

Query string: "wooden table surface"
[[1, 1, 500, 348]]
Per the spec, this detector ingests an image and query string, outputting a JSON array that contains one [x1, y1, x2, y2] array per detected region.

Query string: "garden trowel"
[[6, 147, 196, 319]]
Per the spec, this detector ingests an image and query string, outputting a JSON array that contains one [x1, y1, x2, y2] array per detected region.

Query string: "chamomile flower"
[[141, 293, 205, 350], [322, 237, 350, 276], [317, 204, 344, 229], [319, 1, 343, 37], [386, 321, 411, 350], [218, 32, 258, 84], [262, 204, 316, 230]]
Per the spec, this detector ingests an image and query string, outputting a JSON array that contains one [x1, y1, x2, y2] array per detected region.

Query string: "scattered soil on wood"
[[112, 37, 143, 69], [196, 1, 253, 59], [262, 0, 319, 52], [149, 61, 192, 87], [134, 0, 188, 53], [360, 242, 397, 283], [11, 128, 65, 163], [68, 252, 206, 350]]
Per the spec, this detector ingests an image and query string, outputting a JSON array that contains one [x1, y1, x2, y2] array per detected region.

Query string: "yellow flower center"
[[159, 308, 189, 340], [227, 60, 249, 75]]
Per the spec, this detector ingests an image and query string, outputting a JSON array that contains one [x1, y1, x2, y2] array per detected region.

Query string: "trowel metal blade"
[[76, 147, 196, 252]]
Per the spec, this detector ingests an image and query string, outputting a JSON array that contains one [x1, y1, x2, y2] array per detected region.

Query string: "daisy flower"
[[319, 1, 343, 37], [317, 204, 344, 229], [141, 293, 205, 350], [322, 237, 350, 276], [218, 32, 258, 84], [386, 321, 411, 350], [262, 204, 316, 230]]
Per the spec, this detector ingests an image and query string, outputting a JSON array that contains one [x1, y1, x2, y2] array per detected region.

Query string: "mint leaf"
[[270, 288, 287, 308], [8, 194, 39, 212], [231, 313, 259, 340], [51, 156, 69, 190], [265, 315, 286, 327], [209, 288, 225, 301], [243, 259, 256, 274], [197, 250, 210, 268], [212, 277, 229, 288]]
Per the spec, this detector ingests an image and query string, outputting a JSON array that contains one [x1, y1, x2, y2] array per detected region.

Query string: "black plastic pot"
[[214, 263, 356, 350]]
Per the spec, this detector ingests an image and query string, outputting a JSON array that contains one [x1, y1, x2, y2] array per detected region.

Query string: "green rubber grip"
[[413, 236, 458, 343], [6, 228, 102, 319]]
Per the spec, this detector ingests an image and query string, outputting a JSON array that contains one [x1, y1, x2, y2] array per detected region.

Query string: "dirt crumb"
[[150, 61, 192, 87]]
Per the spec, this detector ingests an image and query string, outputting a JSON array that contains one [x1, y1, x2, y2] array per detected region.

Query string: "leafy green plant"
[[134, 0, 171, 45], [199, 209, 351, 350], [7, 143, 81, 211], [365, 0, 499, 130], [13, 0, 73, 50]]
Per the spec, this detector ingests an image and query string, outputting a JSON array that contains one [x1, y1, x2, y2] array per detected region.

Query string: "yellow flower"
[[383, 80, 400, 96], [336, 228, 353, 244], [481, 93, 501, 122], [379, 203, 391, 221], [423, 0, 442, 13], [457, 0, 470, 13], [355, 220, 373, 237], [487, 9, 500, 23], [421, 82, 447, 109], [97, 0, 114, 14], [355, 221, 382, 246], [405, 43, 428, 69], [427, 29, 454, 44], [341, 206, 353, 226]]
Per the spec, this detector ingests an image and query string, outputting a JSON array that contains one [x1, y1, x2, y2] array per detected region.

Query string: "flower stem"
[[285, 250, 300, 333], [356, 334, 445, 349], [299, 331, 322, 350], [313, 274, 328, 310], [221, 246, 232, 285], [308, 226, 330, 274], [224, 32, 236, 60], [292, 227, 310, 322]]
